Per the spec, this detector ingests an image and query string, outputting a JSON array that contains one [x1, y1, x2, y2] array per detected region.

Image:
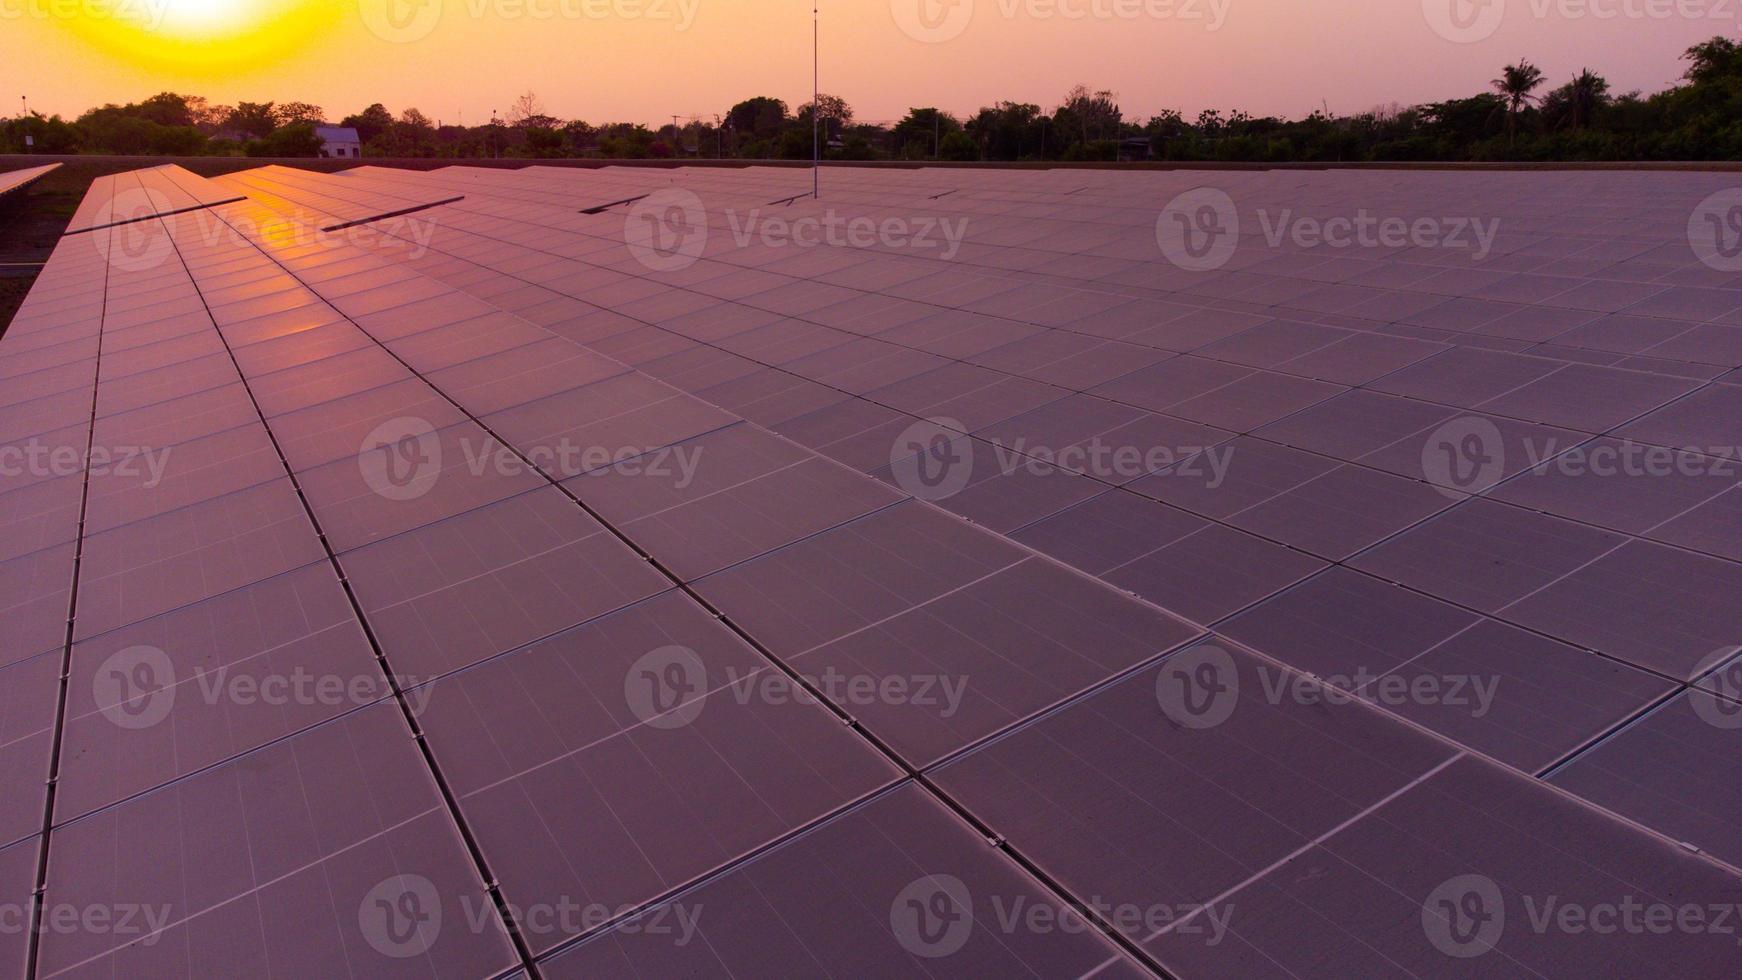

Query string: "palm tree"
[[1491, 60, 1546, 149], [1563, 69, 1610, 129]]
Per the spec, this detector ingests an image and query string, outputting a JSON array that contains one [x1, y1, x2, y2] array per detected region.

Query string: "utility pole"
[[811, 0, 818, 199]]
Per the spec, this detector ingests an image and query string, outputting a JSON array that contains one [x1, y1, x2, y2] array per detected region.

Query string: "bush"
[[938, 132, 979, 161], [247, 123, 323, 158]]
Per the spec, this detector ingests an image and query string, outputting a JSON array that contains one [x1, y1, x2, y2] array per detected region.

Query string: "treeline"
[[5, 37, 1740, 162]]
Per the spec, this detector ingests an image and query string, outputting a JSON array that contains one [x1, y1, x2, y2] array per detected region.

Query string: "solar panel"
[[0, 163, 59, 199], [4, 161, 1741, 976], [541, 785, 1148, 976], [0, 837, 37, 977], [0, 654, 57, 848], [410, 590, 901, 955]]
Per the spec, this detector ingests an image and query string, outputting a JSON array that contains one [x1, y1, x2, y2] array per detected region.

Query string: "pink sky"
[[3, 0, 1733, 125]]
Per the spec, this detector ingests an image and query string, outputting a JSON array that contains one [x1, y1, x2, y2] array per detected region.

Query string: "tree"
[[891, 107, 960, 158], [563, 120, 598, 154], [506, 91, 557, 128], [1683, 36, 1742, 85], [1492, 60, 1545, 148], [275, 102, 326, 126], [938, 131, 978, 161], [380, 108, 437, 156], [190, 99, 229, 133], [797, 94, 853, 126], [73, 104, 207, 154], [725, 97, 788, 143], [225, 102, 278, 139], [248, 123, 323, 158], [135, 92, 198, 128], [340, 104, 395, 144], [1059, 85, 1122, 145], [966, 102, 1044, 160], [524, 126, 565, 157], [1543, 69, 1611, 130], [1, 113, 82, 153]]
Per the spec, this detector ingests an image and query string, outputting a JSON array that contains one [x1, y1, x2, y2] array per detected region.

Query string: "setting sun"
[[57, 0, 338, 73], [156, 0, 253, 34]]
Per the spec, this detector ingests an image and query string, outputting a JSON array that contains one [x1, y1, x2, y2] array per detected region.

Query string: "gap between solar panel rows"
[[242, 162, 1742, 783], [3, 170, 1742, 980], [173, 162, 1742, 974]]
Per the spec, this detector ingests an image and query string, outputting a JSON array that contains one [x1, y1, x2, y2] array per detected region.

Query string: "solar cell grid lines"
[[1, 160, 1740, 978]]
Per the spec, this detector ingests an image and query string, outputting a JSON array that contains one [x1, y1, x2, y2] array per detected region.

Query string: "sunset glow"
[[53, 0, 336, 74], [5, 0, 1733, 126]]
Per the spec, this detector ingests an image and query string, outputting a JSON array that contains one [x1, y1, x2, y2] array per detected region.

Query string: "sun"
[[156, 0, 256, 36], [58, 0, 341, 74]]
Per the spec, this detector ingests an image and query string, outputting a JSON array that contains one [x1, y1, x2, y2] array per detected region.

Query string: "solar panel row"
[[60, 165, 245, 236], [0, 164, 59, 200], [1, 160, 1738, 977]]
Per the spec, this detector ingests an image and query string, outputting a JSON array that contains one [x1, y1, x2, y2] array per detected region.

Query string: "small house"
[[315, 126, 362, 159]]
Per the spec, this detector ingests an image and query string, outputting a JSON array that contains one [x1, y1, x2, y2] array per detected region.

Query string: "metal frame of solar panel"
[[1, 159, 1738, 978]]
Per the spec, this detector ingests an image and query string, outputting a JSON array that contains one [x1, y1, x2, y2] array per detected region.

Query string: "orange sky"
[[2, 0, 1732, 126]]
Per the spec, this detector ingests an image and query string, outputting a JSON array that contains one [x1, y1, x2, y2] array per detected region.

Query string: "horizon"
[[4, 0, 1735, 126]]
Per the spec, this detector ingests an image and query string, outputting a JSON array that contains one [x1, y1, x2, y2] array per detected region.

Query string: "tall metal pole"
[[812, 1, 820, 199]]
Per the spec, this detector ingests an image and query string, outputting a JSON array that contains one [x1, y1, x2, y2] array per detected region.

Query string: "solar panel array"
[[0, 164, 59, 200], [1, 160, 1739, 978]]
